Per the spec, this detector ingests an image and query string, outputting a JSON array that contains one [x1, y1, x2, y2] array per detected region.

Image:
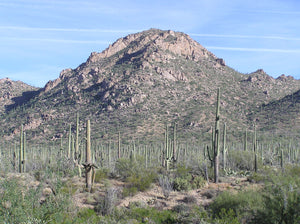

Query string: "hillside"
[[0, 29, 299, 143], [0, 78, 39, 113]]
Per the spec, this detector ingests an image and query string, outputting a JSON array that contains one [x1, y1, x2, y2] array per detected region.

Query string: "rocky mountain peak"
[[87, 28, 222, 64]]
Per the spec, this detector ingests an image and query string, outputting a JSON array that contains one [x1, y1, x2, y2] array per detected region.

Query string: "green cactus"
[[68, 124, 72, 159], [118, 131, 121, 159], [222, 123, 227, 171], [280, 148, 284, 169], [253, 124, 258, 172], [19, 125, 24, 173], [173, 122, 177, 162], [244, 129, 248, 151], [213, 88, 221, 183], [85, 120, 92, 192], [23, 131, 26, 173]]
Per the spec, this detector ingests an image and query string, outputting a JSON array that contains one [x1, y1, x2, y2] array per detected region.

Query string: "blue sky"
[[0, 0, 300, 87]]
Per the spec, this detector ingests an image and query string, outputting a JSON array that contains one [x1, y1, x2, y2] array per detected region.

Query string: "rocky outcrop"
[[0, 78, 38, 113]]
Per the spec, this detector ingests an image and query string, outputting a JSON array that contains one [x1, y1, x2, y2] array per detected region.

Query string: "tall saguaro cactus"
[[253, 124, 258, 172], [213, 88, 221, 183], [173, 122, 177, 162], [85, 120, 92, 192], [222, 123, 227, 171], [19, 125, 26, 173], [74, 113, 82, 177]]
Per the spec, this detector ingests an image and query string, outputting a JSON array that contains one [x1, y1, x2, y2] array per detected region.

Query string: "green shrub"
[[127, 207, 177, 224], [251, 166, 300, 224], [210, 190, 263, 222], [0, 176, 74, 224], [115, 156, 157, 197], [173, 176, 192, 191], [94, 168, 109, 183]]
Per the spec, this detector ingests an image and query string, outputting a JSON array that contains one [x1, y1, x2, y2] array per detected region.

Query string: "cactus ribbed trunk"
[[213, 88, 220, 183], [86, 120, 92, 192], [75, 113, 79, 160], [23, 132, 26, 173], [173, 123, 176, 162], [118, 131, 121, 159], [68, 124, 72, 158], [244, 129, 248, 151], [19, 125, 23, 173], [222, 123, 226, 171], [253, 125, 257, 172]]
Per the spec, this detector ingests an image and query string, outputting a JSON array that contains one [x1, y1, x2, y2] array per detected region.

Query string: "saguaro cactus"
[[213, 88, 221, 183], [118, 131, 121, 159], [222, 123, 227, 171], [74, 113, 82, 177], [19, 125, 26, 173], [68, 124, 72, 159], [244, 129, 248, 151], [23, 131, 26, 173], [85, 120, 92, 192], [173, 122, 177, 162], [253, 125, 258, 172]]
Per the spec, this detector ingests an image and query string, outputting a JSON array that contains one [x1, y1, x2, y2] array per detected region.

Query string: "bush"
[[95, 187, 120, 215], [173, 176, 192, 191], [0, 176, 74, 224], [251, 166, 300, 224], [94, 168, 109, 183], [171, 163, 206, 191], [115, 156, 157, 197], [209, 190, 263, 222]]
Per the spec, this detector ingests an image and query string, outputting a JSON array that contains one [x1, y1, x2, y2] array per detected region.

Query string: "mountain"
[[0, 78, 38, 113], [249, 88, 300, 137], [0, 29, 299, 144]]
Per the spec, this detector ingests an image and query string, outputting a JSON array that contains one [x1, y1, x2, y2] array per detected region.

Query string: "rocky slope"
[[0, 29, 299, 143], [0, 78, 39, 113]]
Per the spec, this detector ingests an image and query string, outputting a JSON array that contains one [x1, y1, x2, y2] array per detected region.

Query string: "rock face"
[[0, 28, 300, 142], [0, 78, 38, 113]]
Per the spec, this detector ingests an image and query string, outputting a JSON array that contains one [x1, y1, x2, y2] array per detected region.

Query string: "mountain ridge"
[[0, 28, 299, 143]]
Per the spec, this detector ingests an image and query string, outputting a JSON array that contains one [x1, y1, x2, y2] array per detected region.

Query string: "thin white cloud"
[[0, 26, 140, 33], [207, 46, 300, 53], [0, 37, 111, 44], [189, 33, 300, 41]]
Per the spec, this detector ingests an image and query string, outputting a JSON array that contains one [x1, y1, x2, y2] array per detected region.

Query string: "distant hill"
[[0, 29, 299, 144], [0, 78, 39, 113]]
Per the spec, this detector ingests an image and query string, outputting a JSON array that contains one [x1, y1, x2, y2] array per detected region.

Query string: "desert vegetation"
[[0, 90, 299, 224]]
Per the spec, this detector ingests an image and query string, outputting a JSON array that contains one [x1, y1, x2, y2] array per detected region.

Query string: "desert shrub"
[[212, 208, 241, 224], [94, 168, 109, 183], [0, 176, 73, 224], [247, 171, 265, 183], [125, 207, 177, 224], [173, 176, 192, 191], [95, 187, 120, 215], [172, 174, 206, 191], [227, 150, 256, 171], [171, 163, 206, 191], [192, 175, 206, 189], [115, 156, 157, 197], [159, 175, 173, 198], [209, 189, 263, 222], [182, 195, 197, 204], [251, 166, 300, 224]]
